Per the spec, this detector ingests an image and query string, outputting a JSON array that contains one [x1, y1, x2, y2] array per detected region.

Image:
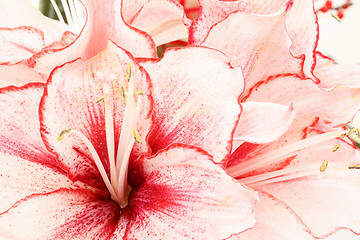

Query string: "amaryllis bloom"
[[173, 0, 360, 238], [0, 0, 191, 87], [0, 40, 259, 239]]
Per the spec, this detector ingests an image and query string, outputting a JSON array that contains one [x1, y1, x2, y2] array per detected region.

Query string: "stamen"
[[102, 83, 118, 187], [57, 128, 71, 141], [227, 130, 347, 177], [320, 160, 329, 172], [332, 144, 340, 152], [240, 164, 329, 187], [62, 129, 120, 203], [95, 96, 105, 103], [133, 128, 141, 143], [348, 164, 360, 169]]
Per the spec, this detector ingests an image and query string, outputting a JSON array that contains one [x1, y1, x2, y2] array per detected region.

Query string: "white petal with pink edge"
[[141, 47, 244, 163], [0, 189, 120, 240], [234, 101, 295, 145], [123, 0, 190, 46], [114, 145, 258, 240], [0, 0, 68, 44]]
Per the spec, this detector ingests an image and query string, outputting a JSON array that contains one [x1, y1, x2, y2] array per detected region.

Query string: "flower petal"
[[0, 83, 58, 167], [189, 0, 288, 44], [0, 188, 120, 239], [140, 47, 244, 163], [40, 41, 153, 187], [0, 27, 45, 64], [123, 0, 190, 46], [198, 8, 304, 96], [230, 191, 314, 240], [114, 145, 258, 239], [0, 153, 77, 213], [314, 59, 360, 90], [0, 0, 67, 44], [234, 102, 295, 145]]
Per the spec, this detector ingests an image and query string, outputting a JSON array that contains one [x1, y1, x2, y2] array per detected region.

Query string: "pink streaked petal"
[[189, 0, 288, 44], [0, 83, 58, 168], [116, 145, 258, 239], [124, 0, 190, 46], [0, 188, 120, 239], [140, 47, 244, 163], [40, 41, 153, 187], [200, 8, 305, 96], [0, 27, 45, 64], [0, 0, 67, 44], [0, 154, 77, 213], [252, 139, 360, 237], [234, 102, 295, 145], [230, 191, 314, 240]]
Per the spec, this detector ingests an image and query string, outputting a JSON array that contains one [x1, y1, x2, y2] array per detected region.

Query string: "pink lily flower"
[[0, 40, 258, 239], [177, 0, 360, 238]]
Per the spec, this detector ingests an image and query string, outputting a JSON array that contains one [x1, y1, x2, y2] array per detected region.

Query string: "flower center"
[[59, 64, 143, 208], [228, 125, 360, 188]]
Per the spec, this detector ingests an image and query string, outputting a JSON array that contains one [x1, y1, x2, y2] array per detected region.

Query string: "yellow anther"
[[348, 164, 360, 169], [332, 144, 340, 152], [57, 128, 71, 141], [349, 128, 356, 135], [120, 86, 126, 104], [95, 96, 105, 103], [126, 63, 131, 82], [320, 160, 328, 172], [357, 128, 360, 138], [132, 128, 141, 144], [134, 90, 144, 96], [340, 133, 347, 139]]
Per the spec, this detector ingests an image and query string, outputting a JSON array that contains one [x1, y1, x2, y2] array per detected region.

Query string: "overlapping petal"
[[190, 0, 320, 96], [231, 191, 314, 240], [234, 102, 295, 145], [40, 41, 153, 187], [0, 0, 68, 44], [140, 47, 244, 163], [113, 145, 258, 239], [123, 0, 190, 46]]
